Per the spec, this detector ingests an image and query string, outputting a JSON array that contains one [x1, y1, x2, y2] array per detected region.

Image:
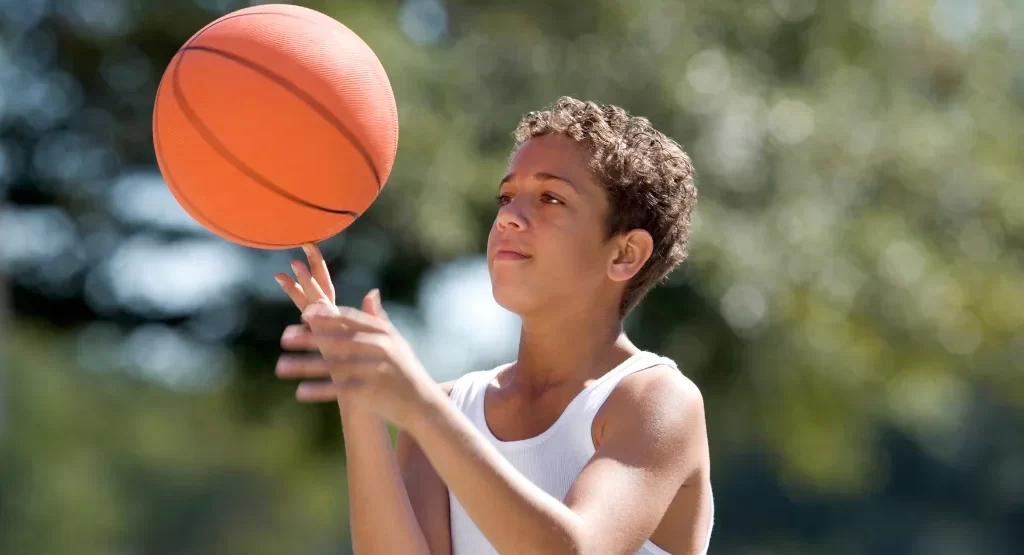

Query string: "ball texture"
[[153, 4, 399, 248]]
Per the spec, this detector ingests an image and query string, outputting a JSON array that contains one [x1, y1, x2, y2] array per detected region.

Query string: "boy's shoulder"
[[616, 360, 702, 413], [595, 357, 706, 449]]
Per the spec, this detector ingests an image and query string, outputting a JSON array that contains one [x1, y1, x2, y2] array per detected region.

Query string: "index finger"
[[302, 305, 387, 334], [302, 243, 336, 304]]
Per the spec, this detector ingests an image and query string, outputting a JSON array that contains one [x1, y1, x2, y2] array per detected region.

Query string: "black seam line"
[[179, 9, 383, 194], [171, 48, 369, 216], [178, 43, 382, 195], [155, 63, 354, 249]]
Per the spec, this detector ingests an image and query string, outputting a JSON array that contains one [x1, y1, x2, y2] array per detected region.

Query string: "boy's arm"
[[277, 245, 445, 555], [562, 368, 710, 554], [395, 382, 454, 555], [343, 382, 454, 555], [409, 365, 706, 555], [341, 407, 432, 555]]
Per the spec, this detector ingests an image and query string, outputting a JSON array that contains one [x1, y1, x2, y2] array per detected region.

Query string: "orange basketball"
[[152, 4, 398, 249]]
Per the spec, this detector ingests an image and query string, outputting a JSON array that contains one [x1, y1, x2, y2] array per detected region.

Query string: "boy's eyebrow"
[[498, 172, 578, 191]]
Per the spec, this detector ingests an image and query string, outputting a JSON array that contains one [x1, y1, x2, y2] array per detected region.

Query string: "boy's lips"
[[494, 246, 531, 260]]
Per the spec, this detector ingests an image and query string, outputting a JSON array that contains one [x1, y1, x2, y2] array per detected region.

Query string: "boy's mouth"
[[494, 248, 531, 261]]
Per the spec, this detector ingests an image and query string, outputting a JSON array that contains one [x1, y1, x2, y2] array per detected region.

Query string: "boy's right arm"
[[341, 383, 453, 555], [341, 382, 454, 555], [395, 381, 455, 555], [275, 244, 451, 555]]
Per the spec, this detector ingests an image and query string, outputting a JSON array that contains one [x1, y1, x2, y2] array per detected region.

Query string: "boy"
[[274, 97, 712, 554]]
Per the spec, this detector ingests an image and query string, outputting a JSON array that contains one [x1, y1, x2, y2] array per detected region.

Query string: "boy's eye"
[[497, 193, 562, 207]]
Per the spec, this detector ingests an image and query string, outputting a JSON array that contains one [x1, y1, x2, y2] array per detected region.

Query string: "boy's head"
[[487, 97, 697, 317]]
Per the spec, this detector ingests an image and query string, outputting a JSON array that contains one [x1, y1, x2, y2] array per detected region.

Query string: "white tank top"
[[446, 350, 714, 555]]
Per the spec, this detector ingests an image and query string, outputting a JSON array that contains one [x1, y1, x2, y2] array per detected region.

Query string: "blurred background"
[[1, 0, 1022, 553]]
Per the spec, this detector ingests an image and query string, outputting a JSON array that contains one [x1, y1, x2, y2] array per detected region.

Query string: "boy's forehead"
[[509, 135, 592, 182]]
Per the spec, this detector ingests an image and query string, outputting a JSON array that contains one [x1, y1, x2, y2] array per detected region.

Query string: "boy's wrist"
[[405, 385, 453, 445], [338, 399, 387, 430]]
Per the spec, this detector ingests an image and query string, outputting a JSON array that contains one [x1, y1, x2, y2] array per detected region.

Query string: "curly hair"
[[512, 96, 698, 315]]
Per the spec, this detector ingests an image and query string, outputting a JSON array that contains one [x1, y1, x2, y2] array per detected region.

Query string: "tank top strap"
[[447, 364, 507, 414], [577, 351, 677, 415]]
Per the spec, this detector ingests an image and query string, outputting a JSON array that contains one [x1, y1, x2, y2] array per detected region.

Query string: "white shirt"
[[446, 350, 714, 555]]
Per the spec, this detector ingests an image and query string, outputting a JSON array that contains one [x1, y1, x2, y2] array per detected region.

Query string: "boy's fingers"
[[295, 380, 367, 401], [291, 259, 328, 305], [303, 243, 336, 305], [294, 381, 341, 402], [302, 305, 388, 333], [275, 355, 382, 379], [275, 273, 308, 311], [280, 324, 323, 351]]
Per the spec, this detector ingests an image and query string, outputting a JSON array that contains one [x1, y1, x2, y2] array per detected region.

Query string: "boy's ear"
[[608, 229, 654, 283]]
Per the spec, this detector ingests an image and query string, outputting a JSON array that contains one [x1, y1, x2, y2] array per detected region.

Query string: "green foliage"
[[2, 322, 350, 555]]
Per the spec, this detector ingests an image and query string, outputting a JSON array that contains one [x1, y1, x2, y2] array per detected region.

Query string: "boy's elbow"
[[517, 521, 590, 555], [555, 521, 592, 555]]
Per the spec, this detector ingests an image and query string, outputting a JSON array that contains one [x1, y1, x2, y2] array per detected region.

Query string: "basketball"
[[152, 4, 398, 249]]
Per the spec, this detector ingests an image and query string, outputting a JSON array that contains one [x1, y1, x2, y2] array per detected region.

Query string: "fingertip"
[[296, 382, 333, 402], [281, 324, 302, 341], [371, 289, 389, 318]]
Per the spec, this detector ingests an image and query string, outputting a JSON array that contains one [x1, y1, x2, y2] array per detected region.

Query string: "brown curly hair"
[[512, 96, 698, 315]]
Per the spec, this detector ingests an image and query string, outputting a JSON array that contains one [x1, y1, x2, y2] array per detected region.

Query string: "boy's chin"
[[491, 284, 545, 316]]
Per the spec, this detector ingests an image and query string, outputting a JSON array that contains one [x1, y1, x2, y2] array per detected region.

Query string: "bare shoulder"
[[617, 363, 704, 417], [595, 364, 706, 455]]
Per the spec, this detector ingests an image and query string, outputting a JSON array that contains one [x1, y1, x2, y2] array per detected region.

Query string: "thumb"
[[363, 289, 391, 323]]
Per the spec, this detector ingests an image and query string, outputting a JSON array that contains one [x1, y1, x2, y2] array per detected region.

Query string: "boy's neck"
[[512, 302, 638, 388]]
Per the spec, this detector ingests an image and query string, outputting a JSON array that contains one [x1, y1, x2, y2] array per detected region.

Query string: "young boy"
[[274, 97, 712, 554]]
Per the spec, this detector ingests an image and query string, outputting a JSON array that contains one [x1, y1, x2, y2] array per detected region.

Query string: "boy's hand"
[[275, 290, 444, 431], [275, 243, 337, 314], [275, 242, 356, 408]]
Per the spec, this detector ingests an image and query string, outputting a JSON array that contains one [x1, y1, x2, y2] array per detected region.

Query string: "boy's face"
[[487, 134, 621, 316]]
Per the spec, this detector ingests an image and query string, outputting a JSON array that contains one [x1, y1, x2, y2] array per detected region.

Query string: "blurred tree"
[[0, 212, 6, 442], [1, 321, 353, 555]]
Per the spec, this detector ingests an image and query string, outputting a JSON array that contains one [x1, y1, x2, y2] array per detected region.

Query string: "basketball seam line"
[[178, 7, 385, 193], [152, 8, 381, 248], [170, 50, 364, 218], [179, 9, 386, 193], [154, 72, 353, 248], [180, 44, 384, 194]]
